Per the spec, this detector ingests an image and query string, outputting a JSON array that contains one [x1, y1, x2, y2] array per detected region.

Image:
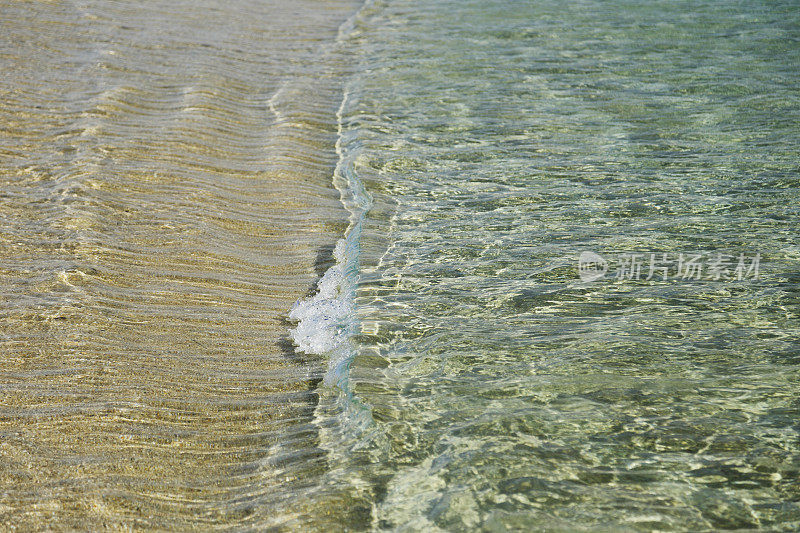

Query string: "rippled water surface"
[[0, 0, 358, 529], [2, 0, 800, 530], [302, 0, 800, 530]]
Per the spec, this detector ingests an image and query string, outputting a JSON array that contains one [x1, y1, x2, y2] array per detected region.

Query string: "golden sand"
[[0, 0, 357, 528]]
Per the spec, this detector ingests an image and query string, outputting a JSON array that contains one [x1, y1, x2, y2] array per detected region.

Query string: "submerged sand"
[[0, 0, 357, 529]]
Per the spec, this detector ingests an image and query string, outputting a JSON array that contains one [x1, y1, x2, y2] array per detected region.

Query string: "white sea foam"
[[289, 233, 362, 387], [287, 1, 373, 391], [289, 240, 353, 355]]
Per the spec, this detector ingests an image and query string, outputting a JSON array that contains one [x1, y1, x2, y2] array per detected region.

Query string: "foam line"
[[288, 1, 373, 391]]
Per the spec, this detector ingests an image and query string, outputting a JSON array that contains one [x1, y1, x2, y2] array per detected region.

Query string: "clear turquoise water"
[[297, 0, 800, 529]]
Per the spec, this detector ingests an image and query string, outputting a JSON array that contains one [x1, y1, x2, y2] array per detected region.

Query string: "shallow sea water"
[[297, 0, 800, 530], [1, 0, 799, 530], [0, 0, 358, 529]]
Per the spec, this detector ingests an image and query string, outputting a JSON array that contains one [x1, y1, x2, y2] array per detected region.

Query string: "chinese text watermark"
[[578, 251, 761, 283]]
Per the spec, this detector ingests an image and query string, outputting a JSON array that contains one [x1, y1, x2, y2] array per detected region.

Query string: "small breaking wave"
[[289, 227, 361, 388], [288, 39, 372, 390]]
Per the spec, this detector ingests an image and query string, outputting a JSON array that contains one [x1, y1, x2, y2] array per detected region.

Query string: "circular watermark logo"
[[578, 251, 608, 282]]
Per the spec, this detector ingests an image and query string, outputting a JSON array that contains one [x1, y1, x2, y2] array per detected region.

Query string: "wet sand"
[[0, 0, 357, 529]]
